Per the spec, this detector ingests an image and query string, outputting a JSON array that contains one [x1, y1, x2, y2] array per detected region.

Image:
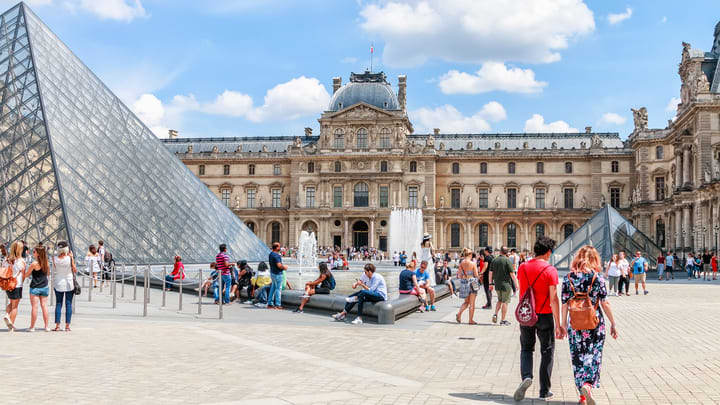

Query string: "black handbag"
[[72, 272, 81, 296]]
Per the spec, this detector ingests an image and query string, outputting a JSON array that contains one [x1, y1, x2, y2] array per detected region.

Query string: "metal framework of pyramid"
[[0, 3, 269, 263], [551, 205, 662, 270]]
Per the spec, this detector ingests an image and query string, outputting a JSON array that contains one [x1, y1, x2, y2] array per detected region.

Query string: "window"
[[450, 223, 460, 248], [356, 128, 368, 149], [506, 223, 517, 248], [564, 188, 574, 209], [535, 188, 545, 209], [611, 161, 619, 173], [224, 164, 231, 175], [536, 162, 544, 174], [656, 145, 664, 160], [409, 161, 417, 172], [271, 222, 281, 243], [451, 188, 461, 209], [452, 162, 460, 174], [308, 162, 314, 173], [610, 188, 621, 208], [478, 188, 488, 208], [480, 162, 487, 174], [508, 162, 516, 174], [245, 221, 255, 233], [380, 161, 388, 172], [379, 128, 391, 148], [563, 224, 574, 240], [565, 162, 573, 174], [271, 189, 281, 208], [354, 183, 369, 207], [656, 219, 666, 248], [535, 223, 545, 240], [656, 177, 665, 201], [478, 223, 489, 247], [379, 186, 389, 208], [305, 187, 316, 208], [198, 165, 205, 175], [334, 129, 344, 149], [221, 189, 230, 207], [246, 164, 253, 175], [273, 164, 281, 175], [246, 188, 256, 208], [507, 188, 517, 209], [408, 186, 418, 208], [334, 161, 341, 173], [333, 186, 343, 208]]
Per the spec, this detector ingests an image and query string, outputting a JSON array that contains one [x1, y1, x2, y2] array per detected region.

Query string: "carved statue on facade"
[[631, 107, 648, 131], [294, 137, 302, 148], [697, 73, 710, 93], [591, 135, 603, 149], [704, 163, 712, 183], [439, 195, 445, 208], [523, 194, 530, 209], [466, 195, 473, 208], [234, 195, 241, 208], [261, 145, 268, 153], [423, 194, 428, 207], [580, 195, 588, 209], [713, 157, 720, 180], [552, 196, 558, 209], [600, 194, 606, 207], [426, 136, 435, 147], [259, 196, 265, 208], [495, 194, 501, 209]]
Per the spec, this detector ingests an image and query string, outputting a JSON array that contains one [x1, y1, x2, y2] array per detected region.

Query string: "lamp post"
[[681, 229, 687, 261], [714, 224, 719, 253], [703, 226, 707, 251]]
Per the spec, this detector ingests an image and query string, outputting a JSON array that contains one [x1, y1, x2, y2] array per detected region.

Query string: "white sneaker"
[[45, 327, 51, 332], [254, 303, 267, 308], [332, 312, 346, 321], [3, 314, 13, 330], [27, 327, 34, 332], [301, 294, 310, 298], [345, 296, 358, 303], [351, 317, 363, 325], [243, 300, 253, 304]]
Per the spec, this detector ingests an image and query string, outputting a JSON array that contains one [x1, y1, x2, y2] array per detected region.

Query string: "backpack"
[[0, 263, 17, 291], [567, 273, 600, 330], [515, 264, 550, 327]]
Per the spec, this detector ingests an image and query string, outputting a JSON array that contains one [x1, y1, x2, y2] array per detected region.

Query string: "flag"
[[370, 45, 374, 54]]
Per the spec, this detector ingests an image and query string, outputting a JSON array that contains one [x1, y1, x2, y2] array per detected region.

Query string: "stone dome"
[[328, 71, 400, 112]]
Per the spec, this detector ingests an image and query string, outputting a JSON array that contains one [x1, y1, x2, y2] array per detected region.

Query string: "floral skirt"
[[567, 313, 606, 390]]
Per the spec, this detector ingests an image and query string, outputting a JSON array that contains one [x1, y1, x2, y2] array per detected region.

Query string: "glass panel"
[[478, 188, 488, 208], [353, 182, 368, 207], [333, 186, 343, 208], [379, 186, 388, 208]]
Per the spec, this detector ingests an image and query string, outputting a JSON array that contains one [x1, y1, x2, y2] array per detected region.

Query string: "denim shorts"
[[30, 287, 50, 297]]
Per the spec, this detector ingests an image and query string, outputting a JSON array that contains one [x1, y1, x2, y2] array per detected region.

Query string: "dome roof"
[[328, 71, 400, 112]]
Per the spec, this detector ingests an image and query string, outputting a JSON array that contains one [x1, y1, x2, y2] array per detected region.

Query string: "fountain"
[[388, 208, 424, 262], [296, 230, 318, 278]]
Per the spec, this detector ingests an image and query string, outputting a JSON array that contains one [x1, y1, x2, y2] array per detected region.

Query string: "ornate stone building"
[[629, 22, 720, 254]]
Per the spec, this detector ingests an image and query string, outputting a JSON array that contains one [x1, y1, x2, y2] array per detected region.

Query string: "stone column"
[[683, 146, 692, 187], [370, 218, 375, 248], [683, 205, 692, 249], [675, 151, 683, 191], [344, 219, 349, 249], [675, 210, 682, 251]]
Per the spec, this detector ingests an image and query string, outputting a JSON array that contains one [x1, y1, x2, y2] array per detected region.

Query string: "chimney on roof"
[[332, 77, 342, 94], [168, 129, 178, 139], [304, 127, 312, 137], [585, 126, 592, 133], [433, 128, 440, 136], [397, 75, 407, 113]]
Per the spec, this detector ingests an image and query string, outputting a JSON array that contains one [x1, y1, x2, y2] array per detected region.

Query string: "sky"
[[5, 0, 719, 139]]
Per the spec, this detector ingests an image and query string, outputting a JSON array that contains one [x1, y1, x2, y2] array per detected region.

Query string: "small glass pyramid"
[[551, 204, 662, 270], [0, 3, 269, 263]]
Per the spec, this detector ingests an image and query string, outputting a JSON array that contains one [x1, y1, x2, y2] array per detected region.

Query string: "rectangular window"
[[478, 223, 488, 247], [333, 186, 343, 208], [507, 188, 517, 209], [451, 188, 461, 209], [450, 223, 460, 248], [564, 188, 574, 209], [306, 187, 316, 208], [535, 188, 545, 209], [610, 187, 620, 208], [655, 177, 665, 201], [536, 162, 543, 174], [221, 189, 230, 207], [273, 164, 281, 175], [271, 188, 281, 208], [246, 189, 256, 208], [198, 165, 205, 175], [478, 188, 488, 208], [223, 165, 230, 175], [379, 186, 389, 208], [408, 186, 418, 208]]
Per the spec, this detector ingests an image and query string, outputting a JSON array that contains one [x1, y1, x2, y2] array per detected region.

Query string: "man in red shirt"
[[513, 236, 565, 402]]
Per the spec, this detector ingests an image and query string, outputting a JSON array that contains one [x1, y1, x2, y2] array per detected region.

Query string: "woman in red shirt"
[[712, 253, 718, 281], [165, 256, 185, 290]]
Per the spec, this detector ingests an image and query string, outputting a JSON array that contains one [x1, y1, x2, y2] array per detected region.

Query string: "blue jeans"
[[54, 290, 73, 324], [255, 285, 270, 304], [268, 273, 284, 307], [344, 290, 385, 317], [221, 275, 231, 303], [164, 275, 175, 286]]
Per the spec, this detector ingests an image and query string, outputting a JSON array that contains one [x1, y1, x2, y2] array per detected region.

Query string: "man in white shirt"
[[617, 251, 630, 296], [332, 263, 387, 325]]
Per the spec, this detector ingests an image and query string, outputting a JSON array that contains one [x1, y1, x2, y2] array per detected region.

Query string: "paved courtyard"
[[3, 276, 720, 404]]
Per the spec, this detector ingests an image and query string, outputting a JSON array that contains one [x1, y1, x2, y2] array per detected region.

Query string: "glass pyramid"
[[0, 3, 269, 264], [551, 205, 662, 270]]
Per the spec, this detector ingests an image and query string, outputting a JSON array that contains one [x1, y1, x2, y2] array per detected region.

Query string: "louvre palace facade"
[[163, 22, 720, 254]]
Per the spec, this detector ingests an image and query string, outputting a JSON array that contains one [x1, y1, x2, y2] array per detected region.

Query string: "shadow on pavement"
[[449, 392, 569, 404]]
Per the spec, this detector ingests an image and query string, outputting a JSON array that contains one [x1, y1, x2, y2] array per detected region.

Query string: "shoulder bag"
[[567, 272, 600, 330]]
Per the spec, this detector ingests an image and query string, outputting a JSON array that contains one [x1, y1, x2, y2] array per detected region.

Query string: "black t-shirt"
[[703, 254, 712, 264], [398, 269, 415, 291], [30, 269, 48, 289]]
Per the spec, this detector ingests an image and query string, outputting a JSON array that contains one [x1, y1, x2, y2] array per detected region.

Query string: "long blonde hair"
[[570, 245, 601, 274], [7, 241, 23, 264], [462, 248, 473, 258]]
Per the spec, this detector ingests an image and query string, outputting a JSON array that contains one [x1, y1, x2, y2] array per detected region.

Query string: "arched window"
[[478, 223, 489, 247], [656, 219, 665, 248], [508, 162, 516, 174], [452, 162, 460, 174], [563, 223, 574, 240], [270, 222, 281, 244], [380, 161, 388, 172], [307, 162, 315, 173], [245, 221, 255, 233], [656, 145, 664, 160], [356, 128, 368, 149], [611, 161, 619, 173], [409, 161, 417, 172], [535, 223, 545, 240], [536, 162, 544, 174], [246, 164, 253, 175], [379, 128, 391, 149], [354, 182, 369, 207], [334, 161, 341, 173], [334, 129, 344, 149], [450, 223, 461, 248], [506, 223, 517, 248], [480, 162, 487, 174], [565, 162, 573, 174]]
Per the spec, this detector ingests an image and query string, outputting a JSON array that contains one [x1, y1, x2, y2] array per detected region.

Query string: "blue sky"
[[8, 0, 719, 139]]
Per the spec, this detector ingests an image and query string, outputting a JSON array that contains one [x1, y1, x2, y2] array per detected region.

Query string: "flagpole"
[[370, 42, 374, 72]]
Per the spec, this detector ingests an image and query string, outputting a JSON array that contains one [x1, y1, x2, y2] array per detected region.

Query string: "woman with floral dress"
[[561, 246, 619, 405]]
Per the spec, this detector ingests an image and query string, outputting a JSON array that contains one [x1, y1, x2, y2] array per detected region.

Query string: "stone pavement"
[[3, 277, 720, 404]]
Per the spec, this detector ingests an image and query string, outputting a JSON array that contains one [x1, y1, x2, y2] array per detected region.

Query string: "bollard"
[[72, 288, 76, 314], [112, 262, 117, 309], [146, 265, 151, 304], [178, 270, 183, 312], [49, 259, 55, 307], [133, 265, 137, 301], [99, 264, 103, 294], [197, 269, 202, 315], [162, 265, 166, 308], [143, 266, 148, 317], [121, 264, 126, 298], [88, 267, 93, 302], [218, 274, 223, 320]]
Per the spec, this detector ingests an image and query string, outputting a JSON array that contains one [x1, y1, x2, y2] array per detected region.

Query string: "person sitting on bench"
[[294, 262, 335, 313], [416, 260, 437, 311], [332, 263, 387, 325], [398, 261, 427, 312]]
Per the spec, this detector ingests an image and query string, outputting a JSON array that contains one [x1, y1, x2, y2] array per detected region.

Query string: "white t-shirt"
[[86, 254, 102, 273], [618, 258, 630, 276], [53, 255, 74, 292], [607, 262, 621, 277]]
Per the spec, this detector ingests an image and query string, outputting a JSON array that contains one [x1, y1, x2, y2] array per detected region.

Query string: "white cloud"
[[524, 114, 578, 133], [203, 90, 254, 117], [438, 62, 547, 94], [245, 76, 331, 122], [599, 112, 627, 125], [411, 102, 507, 133], [78, 0, 147, 22], [660, 16, 667, 23], [665, 97, 681, 113], [608, 7, 632, 25], [132, 93, 170, 138], [341, 57, 359, 64], [359, 0, 595, 67]]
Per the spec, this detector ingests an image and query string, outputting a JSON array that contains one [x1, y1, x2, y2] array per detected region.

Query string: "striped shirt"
[[216, 252, 231, 275]]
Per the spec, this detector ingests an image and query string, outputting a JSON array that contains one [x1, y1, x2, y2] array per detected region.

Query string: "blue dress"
[[562, 271, 608, 390]]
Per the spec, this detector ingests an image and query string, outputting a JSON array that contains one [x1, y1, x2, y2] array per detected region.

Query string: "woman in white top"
[[419, 233, 436, 286], [53, 241, 77, 331], [617, 252, 631, 296], [3, 241, 26, 332], [86, 244, 102, 288], [604, 254, 621, 296]]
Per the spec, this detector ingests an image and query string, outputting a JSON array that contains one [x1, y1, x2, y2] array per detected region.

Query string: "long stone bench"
[[280, 283, 454, 325]]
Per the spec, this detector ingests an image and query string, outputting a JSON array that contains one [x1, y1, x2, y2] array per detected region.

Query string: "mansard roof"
[[410, 133, 626, 150], [162, 136, 319, 154]]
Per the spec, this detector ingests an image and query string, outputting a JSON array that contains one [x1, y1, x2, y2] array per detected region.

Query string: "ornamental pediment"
[[325, 103, 395, 120], [607, 180, 626, 191]]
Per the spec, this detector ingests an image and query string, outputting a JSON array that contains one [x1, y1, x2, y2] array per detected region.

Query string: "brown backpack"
[[567, 272, 599, 330], [0, 263, 17, 291]]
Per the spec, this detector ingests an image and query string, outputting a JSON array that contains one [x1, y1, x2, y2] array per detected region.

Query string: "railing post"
[[133, 265, 137, 301], [197, 269, 202, 315], [99, 262, 104, 294], [178, 269, 183, 312], [219, 274, 223, 320], [112, 262, 117, 309], [121, 264, 126, 298], [143, 266, 148, 317], [49, 258, 55, 307], [162, 265, 166, 308], [88, 265, 93, 302], [146, 265, 151, 304]]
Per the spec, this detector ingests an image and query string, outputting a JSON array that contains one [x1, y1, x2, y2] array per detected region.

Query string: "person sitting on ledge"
[[398, 261, 427, 312], [435, 259, 455, 296], [236, 260, 253, 303], [165, 255, 185, 291], [332, 263, 387, 325], [197, 262, 216, 297], [294, 262, 335, 313], [252, 262, 272, 307], [416, 260, 437, 311]]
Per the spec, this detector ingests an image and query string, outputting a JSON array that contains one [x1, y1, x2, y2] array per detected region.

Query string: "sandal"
[[65, 326, 71, 332], [455, 313, 461, 323], [52, 326, 62, 332], [469, 320, 477, 325]]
